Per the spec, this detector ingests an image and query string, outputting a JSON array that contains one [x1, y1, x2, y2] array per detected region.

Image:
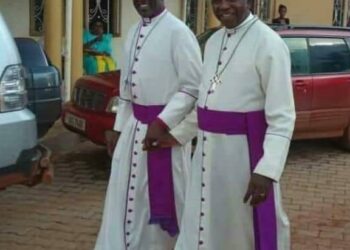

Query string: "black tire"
[[338, 126, 350, 151]]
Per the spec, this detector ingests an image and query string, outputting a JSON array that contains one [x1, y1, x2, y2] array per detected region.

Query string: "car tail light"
[[0, 64, 28, 112], [106, 96, 119, 113]]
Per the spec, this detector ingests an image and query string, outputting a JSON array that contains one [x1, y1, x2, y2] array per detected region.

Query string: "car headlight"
[[106, 96, 119, 113], [0, 64, 28, 112]]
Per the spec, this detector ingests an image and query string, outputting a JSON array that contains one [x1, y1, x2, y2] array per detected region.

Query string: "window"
[[333, 0, 345, 26], [30, 0, 121, 37], [283, 37, 310, 75], [309, 38, 350, 74], [259, 0, 271, 21], [30, 0, 44, 36], [250, 0, 258, 14], [186, 0, 199, 33], [85, 0, 121, 37]]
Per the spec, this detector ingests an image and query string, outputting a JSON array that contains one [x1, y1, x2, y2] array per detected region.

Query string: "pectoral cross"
[[210, 74, 222, 92]]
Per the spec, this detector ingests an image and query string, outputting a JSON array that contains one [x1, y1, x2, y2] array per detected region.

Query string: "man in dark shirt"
[[272, 4, 290, 25]]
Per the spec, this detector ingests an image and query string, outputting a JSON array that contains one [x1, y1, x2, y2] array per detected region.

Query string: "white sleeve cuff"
[[253, 134, 291, 182]]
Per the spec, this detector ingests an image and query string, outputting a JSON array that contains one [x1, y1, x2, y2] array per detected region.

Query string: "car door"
[[308, 37, 350, 137], [283, 37, 313, 138]]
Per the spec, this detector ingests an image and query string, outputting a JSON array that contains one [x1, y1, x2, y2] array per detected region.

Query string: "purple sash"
[[198, 107, 278, 250], [132, 103, 179, 236]]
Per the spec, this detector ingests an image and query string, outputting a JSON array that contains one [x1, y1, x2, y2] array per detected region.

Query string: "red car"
[[63, 26, 350, 149], [62, 71, 119, 145], [277, 26, 350, 149]]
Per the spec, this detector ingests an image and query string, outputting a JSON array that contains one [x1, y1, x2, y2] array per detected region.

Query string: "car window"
[[283, 37, 310, 75], [309, 37, 350, 74], [14, 38, 48, 67]]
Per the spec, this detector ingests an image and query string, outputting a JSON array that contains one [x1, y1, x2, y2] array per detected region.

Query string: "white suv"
[[0, 13, 52, 189]]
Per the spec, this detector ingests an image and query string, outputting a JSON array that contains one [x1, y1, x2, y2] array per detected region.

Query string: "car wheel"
[[339, 126, 350, 151]]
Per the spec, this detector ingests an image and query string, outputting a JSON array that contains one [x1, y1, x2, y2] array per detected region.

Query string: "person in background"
[[272, 4, 290, 25], [83, 20, 116, 75]]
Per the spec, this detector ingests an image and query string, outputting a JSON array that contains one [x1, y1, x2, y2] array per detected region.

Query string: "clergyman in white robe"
[[94, 9, 202, 250], [171, 13, 296, 250]]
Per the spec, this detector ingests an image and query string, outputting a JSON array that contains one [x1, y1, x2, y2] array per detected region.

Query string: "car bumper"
[[0, 109, 37, 167], [0, 144, 53, 190], [28, 97, 62, 138], [62, 102, 115, 145]]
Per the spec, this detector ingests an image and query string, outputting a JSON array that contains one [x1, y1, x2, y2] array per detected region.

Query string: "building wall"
[[0, 0, 30, 37], [0, 0, 184, 68], [272, 0, 334, 25]]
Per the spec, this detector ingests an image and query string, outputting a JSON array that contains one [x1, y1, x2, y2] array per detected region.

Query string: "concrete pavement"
[[0, 122, 349, 250]]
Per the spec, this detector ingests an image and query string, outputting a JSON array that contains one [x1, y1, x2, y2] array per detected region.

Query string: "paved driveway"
[[283, 140, 350, 250], [0, 123, 349, 250]]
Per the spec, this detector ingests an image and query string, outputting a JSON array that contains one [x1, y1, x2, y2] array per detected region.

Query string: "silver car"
[[0, 13, 52, 189]]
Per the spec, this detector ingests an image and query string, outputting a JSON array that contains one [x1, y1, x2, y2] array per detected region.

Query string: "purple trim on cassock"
[[132, 103, 179, 237], [197, 106, 278, 250]]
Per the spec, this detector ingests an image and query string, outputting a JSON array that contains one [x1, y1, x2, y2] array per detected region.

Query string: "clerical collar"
[[225, 13, 254, 34], [142, 9, 167, 25]]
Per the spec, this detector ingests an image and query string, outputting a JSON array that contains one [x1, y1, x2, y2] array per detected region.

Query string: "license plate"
[[64, 113, 86, 132]]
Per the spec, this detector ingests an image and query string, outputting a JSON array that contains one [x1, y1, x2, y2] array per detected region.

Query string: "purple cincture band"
[[132, 103, 179, 237], [197, 106, 278, 250]]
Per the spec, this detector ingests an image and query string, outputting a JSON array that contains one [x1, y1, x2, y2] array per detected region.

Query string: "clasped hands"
[[104, 121, 178, 158], [142, 121, 179, 151]]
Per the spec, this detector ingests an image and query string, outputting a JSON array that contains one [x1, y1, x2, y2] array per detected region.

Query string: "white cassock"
[[94, 10, 202, 250], [172, 14, 296, 250]]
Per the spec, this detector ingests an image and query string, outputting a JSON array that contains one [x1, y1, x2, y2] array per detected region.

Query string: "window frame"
[[282, 35, 312, 77], [29, 0, 44, 36], [84, 0, 122, 37], [307, 36, 350, 76], [282, 35, 350, 76]]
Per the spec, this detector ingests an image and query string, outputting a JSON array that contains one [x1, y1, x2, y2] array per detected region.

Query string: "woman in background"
[[272, 4, 290, 25], [83, 20, 116, 75]]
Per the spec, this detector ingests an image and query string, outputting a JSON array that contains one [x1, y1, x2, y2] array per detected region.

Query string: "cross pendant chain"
[[208, 18, 258, 94], [210, 74, 222, 91]]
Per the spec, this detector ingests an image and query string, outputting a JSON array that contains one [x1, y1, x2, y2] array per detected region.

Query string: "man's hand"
[[158, 133, 180, 148], [143, 121, 168, 151], [149, 132, 180, 151], [105, 130, 121, 157], [244, 173, 273, 206], [143, 131, 180, 151]]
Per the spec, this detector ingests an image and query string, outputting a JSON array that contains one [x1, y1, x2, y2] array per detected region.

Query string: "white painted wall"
[[0, 0, 184, 68], [0, 0, 30, 37]]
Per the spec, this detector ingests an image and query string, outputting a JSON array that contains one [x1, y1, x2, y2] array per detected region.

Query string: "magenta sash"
[[132, 103, 179, 236], [197, 106, 277, 250]]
